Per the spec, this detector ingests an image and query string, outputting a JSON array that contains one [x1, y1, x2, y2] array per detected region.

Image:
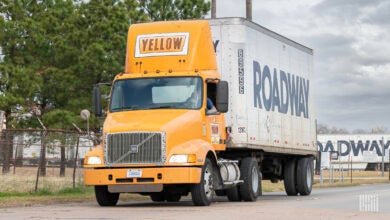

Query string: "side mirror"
[[216, 81, 229, 113], [93, 84, 102, 117]]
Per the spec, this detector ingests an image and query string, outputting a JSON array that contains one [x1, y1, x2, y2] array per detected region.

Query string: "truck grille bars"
[[105, 132, 166, 165]]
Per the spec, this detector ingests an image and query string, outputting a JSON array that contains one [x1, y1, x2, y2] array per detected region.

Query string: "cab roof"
[[125, 20, 217, 74]]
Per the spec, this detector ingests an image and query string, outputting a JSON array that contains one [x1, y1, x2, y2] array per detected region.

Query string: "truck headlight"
[[87, 156, 102, 165], [169, 154, 196, 163]]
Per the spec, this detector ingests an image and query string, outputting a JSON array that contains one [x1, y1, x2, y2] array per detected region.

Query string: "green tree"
[[1, 0, 211, 130], [139, 0, 210, 21], [65, 0, 146, 114], [0, 0, 42, 126]]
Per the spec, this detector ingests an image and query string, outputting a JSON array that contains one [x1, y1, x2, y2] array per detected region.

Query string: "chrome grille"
[[105, 132, 166, 165]]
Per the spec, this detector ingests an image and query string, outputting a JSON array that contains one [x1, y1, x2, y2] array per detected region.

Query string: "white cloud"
[[215, 0, 390, 131]]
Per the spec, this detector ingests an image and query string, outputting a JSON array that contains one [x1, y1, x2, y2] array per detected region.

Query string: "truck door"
[[206, 82, 226, 151]]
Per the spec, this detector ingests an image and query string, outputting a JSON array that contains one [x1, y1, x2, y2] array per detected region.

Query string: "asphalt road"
[[1, 183, 389, 220]]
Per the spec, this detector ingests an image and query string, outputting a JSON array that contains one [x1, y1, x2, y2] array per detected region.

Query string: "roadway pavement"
[[1, 183, 389, 219]]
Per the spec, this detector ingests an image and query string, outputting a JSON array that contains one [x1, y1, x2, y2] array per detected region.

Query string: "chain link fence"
[[0, 129, 100, 192]]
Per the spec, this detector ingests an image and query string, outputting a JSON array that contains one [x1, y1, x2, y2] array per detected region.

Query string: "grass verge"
[[0, 186, 95, 208]]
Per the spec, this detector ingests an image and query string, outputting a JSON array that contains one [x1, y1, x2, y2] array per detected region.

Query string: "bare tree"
[[352, 128, 367, 134], [317, 123, 349, 134], [371, 126, 388, 134], [317, 123, 330, 134]]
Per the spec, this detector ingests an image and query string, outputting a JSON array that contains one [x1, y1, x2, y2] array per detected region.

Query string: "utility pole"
[[382, 136, 385, 177], [246, 0, 252, 21], [211, 0, 216, 19]]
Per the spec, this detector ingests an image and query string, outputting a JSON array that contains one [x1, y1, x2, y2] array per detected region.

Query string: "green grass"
[[0, 186, 93, 198], [0, 186, 95, 208]]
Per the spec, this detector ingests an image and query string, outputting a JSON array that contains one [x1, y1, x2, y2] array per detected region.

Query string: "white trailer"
[[209, 18, 317, 196], [210, 18, 316, 155], [318, 134, 390, 170]]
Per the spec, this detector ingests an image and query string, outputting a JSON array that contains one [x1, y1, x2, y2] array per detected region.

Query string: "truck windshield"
[[110, 77, 203, 112]]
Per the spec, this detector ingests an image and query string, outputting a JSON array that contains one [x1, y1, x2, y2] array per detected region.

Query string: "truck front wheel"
[[150, 193, 165, 202], [95, 185, 119, 206], [191, 158, 214, 206], [296, 157, 313, 196], [239, 157, 260, 201], [166, 193, 181, 202]]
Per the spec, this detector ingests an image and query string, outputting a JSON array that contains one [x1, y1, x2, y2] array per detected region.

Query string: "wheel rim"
[[306, 165, 312, 188], [204, 165, 213, 199], [251, 166, 259, 193]]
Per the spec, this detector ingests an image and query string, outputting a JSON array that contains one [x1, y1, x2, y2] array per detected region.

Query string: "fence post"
[[381, 136, 384, 177], [350, 155, 353, 184], [72, 123, 83, 189], [39, 130, 47, 176], [35, 114, 47, 192], [330, 164, 334, 184], [60, 132, 66, 177], [73, 133, 80, 188], [2, 130, 11, 174], [35, 129, 47, 191]]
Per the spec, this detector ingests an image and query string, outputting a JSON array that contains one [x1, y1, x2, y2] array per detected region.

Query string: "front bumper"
[[84, 166, 202, 186]]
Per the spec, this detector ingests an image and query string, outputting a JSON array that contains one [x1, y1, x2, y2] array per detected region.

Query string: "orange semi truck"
[[84, 18, 317, 206]]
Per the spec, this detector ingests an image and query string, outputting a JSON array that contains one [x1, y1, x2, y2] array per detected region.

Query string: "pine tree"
[[139, 0, 210, 21]]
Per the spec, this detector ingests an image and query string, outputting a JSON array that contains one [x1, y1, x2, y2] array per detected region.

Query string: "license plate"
[[127, 169, 142, 178]]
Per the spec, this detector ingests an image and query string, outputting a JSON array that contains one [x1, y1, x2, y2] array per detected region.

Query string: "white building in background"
[[317, 134, 390, 170], [0, 110, 5, 131], [13, 132, 94, 165]]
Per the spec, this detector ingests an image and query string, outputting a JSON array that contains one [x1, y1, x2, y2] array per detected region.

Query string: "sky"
[[211, 0, 390, 132]]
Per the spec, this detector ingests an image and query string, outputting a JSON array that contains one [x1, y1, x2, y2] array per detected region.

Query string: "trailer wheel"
[[283, 159, 298, 196], [296, 157, 313, 196], [239, 157, 260, 201], [191, 158, 214, 206], [150, 193, 165, 202], [226, 186, 241, 201], [95, 185, 119, 206]]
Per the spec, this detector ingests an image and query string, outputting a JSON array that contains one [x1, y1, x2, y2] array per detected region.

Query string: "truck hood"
[[104, 109, 203, 135]]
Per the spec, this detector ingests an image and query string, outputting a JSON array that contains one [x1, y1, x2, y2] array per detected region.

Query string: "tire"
[[258, 171, 263, 196], [165, 193, 181, 202], [95, 185, 119, 206], [191, 158, 214, 206], [296, 157, 313, 196], [239, 157, 260, 201], [226, 186, 241, 201], [284, 159, 298, 196], [150, 193, 165, 202], [215, 190, 226, 196]]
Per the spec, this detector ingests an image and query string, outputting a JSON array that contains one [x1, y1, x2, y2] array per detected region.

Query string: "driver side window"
[[206, 83, 217, 113]]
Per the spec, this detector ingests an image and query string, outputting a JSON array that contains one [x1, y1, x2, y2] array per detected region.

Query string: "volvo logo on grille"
[[130, 145, 139, 153]]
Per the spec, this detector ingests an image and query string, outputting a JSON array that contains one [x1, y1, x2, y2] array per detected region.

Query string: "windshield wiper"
[[148, 105, 177, 109], [111, 105, 144, 111], [112, 105, 177, 111]]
